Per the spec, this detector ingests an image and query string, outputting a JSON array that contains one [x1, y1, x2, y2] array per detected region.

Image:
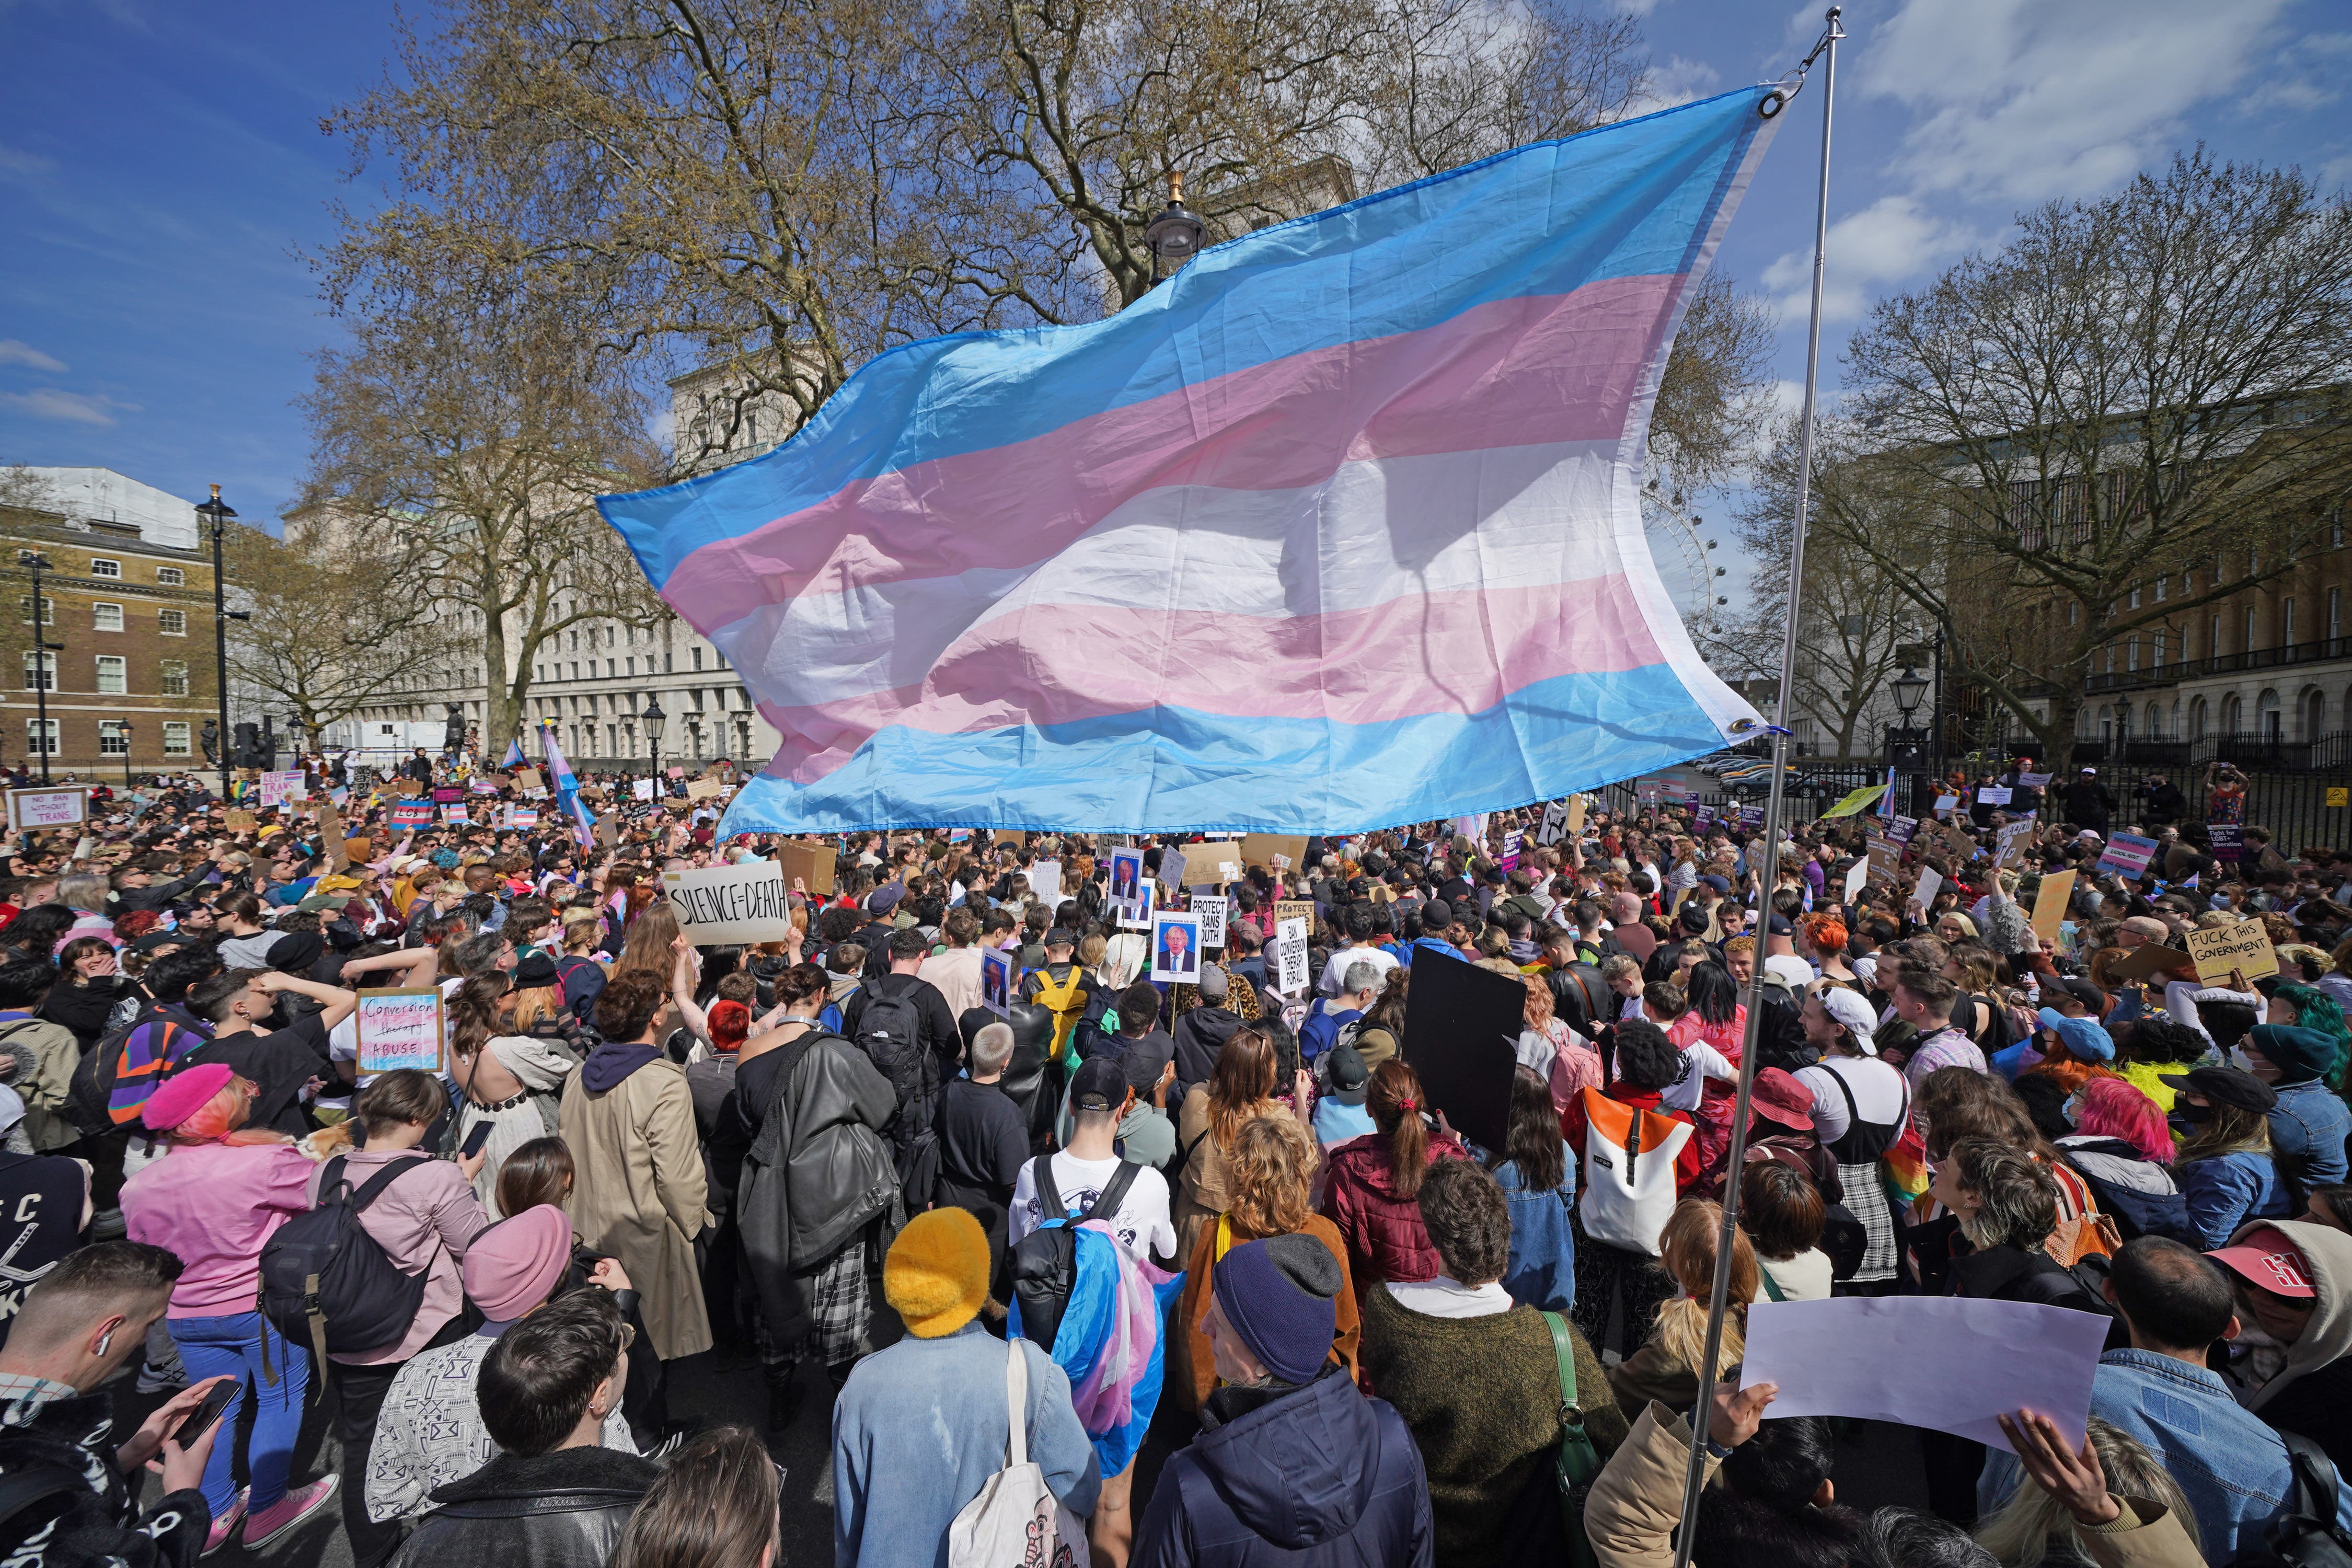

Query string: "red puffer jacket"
[[1319, 1130, 1473, 1299]]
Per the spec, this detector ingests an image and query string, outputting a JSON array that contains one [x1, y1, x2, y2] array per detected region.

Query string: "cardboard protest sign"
[[687, 778, 723, 802], [774, 840, 836, 895], [979, 948, 1013, 1017], [1156, 848, 1188, 893], [665, 766, 684, 779], [1274, 916, 1310, 995], [1399, 948, 1520, 1156], [1274, 898, 1315, 931], [356, 988, 445, 1075], [631, 777, 656, 802], [6, 787, 86, 832], [258, 770, 305, 808], [1536, 801, 1571, 847], [514, 767, 544, 791], [2095, 834, 2160, 879], [224, 809, 258, 832], [662, 861, 795, 944], [993, 828, 1027, 846], [1996, 818, 2038, 868], [1192, 895, 1229, 949], [2113, 942, 2197, 983], [2184, 920, 2279, 985], [1567, 795, 1587, 836], [1028, 859, 1062, 905], [1190, 845, 1246, 888], [1240, 834, 1309, 873], [317, 803, 349, 869], [2030, 871, 2076, 941]]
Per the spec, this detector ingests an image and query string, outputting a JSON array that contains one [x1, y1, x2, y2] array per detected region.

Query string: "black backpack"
[[856, 980, 938, 1133], [258, 1155, 432, 1367], [1009, 1154, 1140, 1353], [2229, 1433, 2352, 1568]]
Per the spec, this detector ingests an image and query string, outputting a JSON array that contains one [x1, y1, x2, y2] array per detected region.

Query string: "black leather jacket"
[[386, 1447, 659, 1568]]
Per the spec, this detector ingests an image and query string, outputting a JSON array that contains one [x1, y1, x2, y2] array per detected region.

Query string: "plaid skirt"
[[746, 1232, 877, 1373], [1840, 1158, 1900, 1284]]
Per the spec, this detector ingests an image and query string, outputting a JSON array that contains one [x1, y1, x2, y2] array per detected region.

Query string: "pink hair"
[[2077, 1078, 2173, 1164]]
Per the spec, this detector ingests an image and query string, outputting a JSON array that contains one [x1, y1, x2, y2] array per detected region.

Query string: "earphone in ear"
[[94, 1331, 112, 1355]]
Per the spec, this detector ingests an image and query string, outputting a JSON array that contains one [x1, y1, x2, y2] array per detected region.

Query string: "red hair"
[[2077, 1077, 2172, 1164], [708, 999, 752, 1053]]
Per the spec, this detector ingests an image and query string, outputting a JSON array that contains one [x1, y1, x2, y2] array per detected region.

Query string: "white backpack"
[[1577, 1086, 1692, 1256], [947, 1341, 1091, 1568]]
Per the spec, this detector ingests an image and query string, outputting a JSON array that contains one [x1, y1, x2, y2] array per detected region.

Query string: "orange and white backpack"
[[1578, 1087, 1691, 1256]]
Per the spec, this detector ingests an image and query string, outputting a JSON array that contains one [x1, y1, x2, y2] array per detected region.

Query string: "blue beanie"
[[1212, 1234, 1340, 1385], [2036, 1008, 2115, 1064]]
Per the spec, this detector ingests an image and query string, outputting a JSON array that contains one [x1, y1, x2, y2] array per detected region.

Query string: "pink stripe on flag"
[[664, 274, 1682, 632], [755, 576, 1666, 782]]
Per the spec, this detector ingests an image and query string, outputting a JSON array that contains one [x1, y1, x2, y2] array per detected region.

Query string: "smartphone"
[[459, 1119, 495, 1160], [174, 1379, 238, 1449]]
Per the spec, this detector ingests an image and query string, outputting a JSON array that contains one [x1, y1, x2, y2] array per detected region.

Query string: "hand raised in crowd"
[[1997, 1410, 2119, 1526], [1708, 1380, 1777, 1450]]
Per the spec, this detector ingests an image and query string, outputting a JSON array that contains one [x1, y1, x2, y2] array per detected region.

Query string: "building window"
[[21, 651, 54, 691], [2128, 586, 2141, 609], [19, 595, 52, 624], [156, 566, 185, 586], [2153, 631, 2166, 665], [99, 719, 129, 756], [626, 656, 637, 676], [2154, 577, 2167, 603], [2127, 638, 2138, 672], [96, 655, 126, 694], [159, 660, 188, 696], [2211, 615, 2222, 658], [157, 608, 186, 636], [89, 558, 120, 579], [692, 647, 704, 671], [2331, 588, 2342, 645], [93, 602, 123, 632], [26, 720, 56, 755], [162, 721, 190, 756], [2247, 608, 2259, 652], [2285, 598, 2298, 647]]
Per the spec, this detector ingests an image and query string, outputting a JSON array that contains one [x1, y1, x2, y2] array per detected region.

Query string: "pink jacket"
[[123, 1142, 318, 1318]]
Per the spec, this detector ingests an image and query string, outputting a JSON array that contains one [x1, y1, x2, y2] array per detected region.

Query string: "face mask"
[[2062, 1091, 2085, 1126], [2228, 1047, 2256, 1074]]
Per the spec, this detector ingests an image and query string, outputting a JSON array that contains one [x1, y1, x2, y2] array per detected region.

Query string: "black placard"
[[1399, 949, 1523, 1156]]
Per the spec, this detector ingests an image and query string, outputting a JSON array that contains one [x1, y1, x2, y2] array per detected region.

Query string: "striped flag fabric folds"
[[599, 86, 1781, 835]]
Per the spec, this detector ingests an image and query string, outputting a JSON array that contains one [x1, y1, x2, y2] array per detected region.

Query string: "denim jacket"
[[1979, 1349, 2347, 1560], [2268, 1079, 2352, 1190], [2181, 1148, 2290, 1251]]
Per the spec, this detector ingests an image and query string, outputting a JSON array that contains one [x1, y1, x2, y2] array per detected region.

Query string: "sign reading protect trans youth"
[[661, 861, 796, 945]]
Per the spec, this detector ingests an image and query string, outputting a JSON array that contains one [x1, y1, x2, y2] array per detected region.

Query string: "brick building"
[[0, 468, 220, 778]]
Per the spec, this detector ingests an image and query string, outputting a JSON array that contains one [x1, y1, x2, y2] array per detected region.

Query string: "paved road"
[[113, 1323, 1938, 1568]]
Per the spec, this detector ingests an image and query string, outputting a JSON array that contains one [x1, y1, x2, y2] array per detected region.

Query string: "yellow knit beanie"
[[884, 1208, 990, 1338]]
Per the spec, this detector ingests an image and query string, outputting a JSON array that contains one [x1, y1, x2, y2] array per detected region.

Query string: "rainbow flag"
[[601, 87, 1781, 834]]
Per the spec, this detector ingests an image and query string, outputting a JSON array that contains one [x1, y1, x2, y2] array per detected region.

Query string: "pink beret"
[[142, 1063, 235, 1132], [460, 1205, 574, 1322]]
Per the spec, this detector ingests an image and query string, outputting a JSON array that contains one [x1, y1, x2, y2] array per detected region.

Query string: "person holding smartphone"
[[0, 1241, 236, 1566]]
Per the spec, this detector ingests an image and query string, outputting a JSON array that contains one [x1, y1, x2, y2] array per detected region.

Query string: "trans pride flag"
[[601, 87, 1780, 835]]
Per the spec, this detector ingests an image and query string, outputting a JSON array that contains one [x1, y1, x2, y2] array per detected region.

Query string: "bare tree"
[[222, 517, 463, 740], [1835, 151, 2352, 770], [300, 268, 666, 748]]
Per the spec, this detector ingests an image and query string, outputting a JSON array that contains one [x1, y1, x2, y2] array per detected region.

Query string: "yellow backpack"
[[1030, 964, 1088, 1061]]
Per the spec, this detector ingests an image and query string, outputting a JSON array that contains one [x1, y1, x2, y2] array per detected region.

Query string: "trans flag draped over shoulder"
[[599, 87, 1781, 836]]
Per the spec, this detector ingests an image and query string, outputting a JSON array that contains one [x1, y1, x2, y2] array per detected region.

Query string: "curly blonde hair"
[[1225, 1113, 1318, 1238]]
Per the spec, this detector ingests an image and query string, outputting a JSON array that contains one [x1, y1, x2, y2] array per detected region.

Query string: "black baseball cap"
[[1325, 1045, 1370, 1105], [1044, 927, 1076, 949], [1071, 1055, 1129, 1113]]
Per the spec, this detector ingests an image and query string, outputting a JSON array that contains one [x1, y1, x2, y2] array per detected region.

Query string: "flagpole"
[[1669, 11, 1842, 1564]]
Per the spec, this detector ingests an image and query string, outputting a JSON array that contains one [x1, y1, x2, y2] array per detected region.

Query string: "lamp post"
[[117, 719, 135, 789], [2114, 695, 2134, 760], [641, 697, 665, 794], [1143, 171, 1205, 285], [25, 552, 59, 783], [194, 486, 238, 801]]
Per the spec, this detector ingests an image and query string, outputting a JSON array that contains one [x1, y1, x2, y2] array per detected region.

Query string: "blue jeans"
[[170, 1311, 309, 1517]]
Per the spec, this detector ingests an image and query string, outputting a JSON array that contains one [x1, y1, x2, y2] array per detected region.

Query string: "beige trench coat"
[[559, 1057, 713, 1361]]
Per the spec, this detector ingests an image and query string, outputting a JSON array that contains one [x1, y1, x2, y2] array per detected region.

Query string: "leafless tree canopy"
[[322, 0, 1771, 494], [1827, 151, 2352, 767]]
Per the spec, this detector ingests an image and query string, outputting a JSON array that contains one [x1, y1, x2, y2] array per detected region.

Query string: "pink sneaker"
[[200, 1489, 247, 1556], [240, 1477, 337, 1551]]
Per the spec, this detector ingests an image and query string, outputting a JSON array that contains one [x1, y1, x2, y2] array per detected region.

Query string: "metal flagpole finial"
[[1670, 12, 1843, 1568], [1758, 7, 1845, 119]]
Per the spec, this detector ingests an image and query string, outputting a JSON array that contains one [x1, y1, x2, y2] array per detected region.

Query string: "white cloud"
[[0, 389, 137, 426], [1760, 194, 1975, 323], [1627, 55, 1723, 117], [1859, 0, 2294, 204], [0, 145, 54, 179], [0, 341, 67, 373]]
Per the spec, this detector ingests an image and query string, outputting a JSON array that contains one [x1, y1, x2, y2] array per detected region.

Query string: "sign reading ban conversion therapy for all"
[[663, 861, 798, 944]]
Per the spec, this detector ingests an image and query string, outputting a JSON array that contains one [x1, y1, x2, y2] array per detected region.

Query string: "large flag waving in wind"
[[601, 87, 1780, 835]]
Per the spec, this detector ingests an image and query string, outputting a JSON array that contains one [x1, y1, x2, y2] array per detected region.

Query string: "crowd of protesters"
[[0, 745, 2349, 1567]]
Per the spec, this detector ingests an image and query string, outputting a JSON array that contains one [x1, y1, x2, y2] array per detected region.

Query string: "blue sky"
[[2, 0, 2347, 555]]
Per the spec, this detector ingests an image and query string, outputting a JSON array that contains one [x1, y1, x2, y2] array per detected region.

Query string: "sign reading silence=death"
[[661, 861, 797, 944]]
